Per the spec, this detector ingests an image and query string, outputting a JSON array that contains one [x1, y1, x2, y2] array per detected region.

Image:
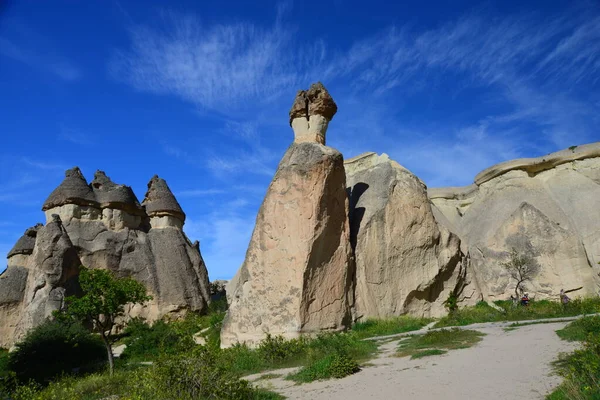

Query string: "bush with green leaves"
[[289, 353, 360, 383], [7, 320, 105, 385], [121, 319, 186, 362]]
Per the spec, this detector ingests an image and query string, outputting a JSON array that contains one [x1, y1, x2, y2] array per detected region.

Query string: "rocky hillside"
[[429, 143, 600, 301], [0, 170, 210, 348]]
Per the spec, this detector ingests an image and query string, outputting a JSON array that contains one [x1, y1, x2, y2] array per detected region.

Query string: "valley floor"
[[251, 321, 578, 400]]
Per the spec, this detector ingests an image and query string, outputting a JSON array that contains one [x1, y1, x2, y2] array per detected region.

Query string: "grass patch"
[[396, 329, 485, 358], [547, 316, 600, 399], [436, 298, 600, 328], [410, 349, 447, 359], [351, 316, 432, 339], [287, 353, 360, 383], [556, 316, 600, 342]]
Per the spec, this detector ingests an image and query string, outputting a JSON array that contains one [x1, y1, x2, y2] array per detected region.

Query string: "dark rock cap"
[[7, 223, 43, 258], [142, 175, 185, 222], [91, 171, 143, 215], [289, 82, 337, 125], [42, 167, 98, 211]]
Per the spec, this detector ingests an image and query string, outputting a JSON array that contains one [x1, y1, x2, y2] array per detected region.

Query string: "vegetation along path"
[[250, 321, 580, 399]]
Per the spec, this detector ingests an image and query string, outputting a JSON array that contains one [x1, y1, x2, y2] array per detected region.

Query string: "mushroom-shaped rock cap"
[[91, 171, 143, 215], [142, 175, 185, 222], [7, 223, 43, 258], [289, 82, 337, 125], [42, 167, 97, 211]]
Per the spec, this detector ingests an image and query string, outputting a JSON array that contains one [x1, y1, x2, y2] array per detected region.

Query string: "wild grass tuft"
[[396, 329, 484, 358], [436, 297, 600, 328]]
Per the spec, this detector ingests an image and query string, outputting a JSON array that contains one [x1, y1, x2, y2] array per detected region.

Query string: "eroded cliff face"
[[221, 83, 354, 347], [346, 153, 477, 319], [1, 169, 211, 348], [429, 143, 600, 300]]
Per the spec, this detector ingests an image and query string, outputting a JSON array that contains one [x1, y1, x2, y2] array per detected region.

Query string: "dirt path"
[[250, 322, 578, 400]]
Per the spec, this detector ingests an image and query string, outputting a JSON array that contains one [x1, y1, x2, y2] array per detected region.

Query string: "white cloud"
[[58, 126, 95, 146], [176, 188, 227, 198], [184, 197, 258, 280], [0, 37, 82, 82], [110, 9, 321, 112]]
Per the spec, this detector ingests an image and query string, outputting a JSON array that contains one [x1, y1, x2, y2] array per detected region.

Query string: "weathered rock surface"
[[2, 169, 211, 347], [289, 82, 338, 145], [222, 83, 353, 347], [430, 142, 600, 300], [346, 152, 475, 319], [12, 215, 82, 343]]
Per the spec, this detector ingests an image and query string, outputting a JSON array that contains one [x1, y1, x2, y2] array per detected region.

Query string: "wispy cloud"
[[58, 126, 95, 146], [184, 197, 258, 280], [176, 188, 227, 198], [21, 157, 68, 172], [115, 3, 600, 188], [110, 8, 323, 111], [0, 37, 81, 82]]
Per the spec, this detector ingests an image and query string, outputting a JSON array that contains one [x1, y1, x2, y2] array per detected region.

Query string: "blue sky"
[[1, 0, 599, 279]]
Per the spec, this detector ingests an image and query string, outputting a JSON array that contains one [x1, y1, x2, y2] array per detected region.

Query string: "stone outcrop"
[[222, 83, 353, 347], [2, 169, 211, 347], [346, 153, 475, 319], [288, 82, 338, 145], [429, 142, 600, 300]]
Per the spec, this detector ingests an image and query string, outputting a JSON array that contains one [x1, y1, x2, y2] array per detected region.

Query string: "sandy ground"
[[249, 321, 579, 400]]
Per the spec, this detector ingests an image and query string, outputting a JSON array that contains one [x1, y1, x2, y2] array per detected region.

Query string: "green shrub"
[[437, 297, 600, 328], [8, 320, 105, 385], [288, 353, 360, 383], [121, 319, 185, 361], [257, 334, 306, 364], [130, 347, 280, 400], [557, 316, 600, 342]]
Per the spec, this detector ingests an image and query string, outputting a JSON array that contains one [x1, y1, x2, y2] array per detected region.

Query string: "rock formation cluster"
[[221, 83, 600, 347], [1, 170, 210, 348], [3, 81, 599, 350]]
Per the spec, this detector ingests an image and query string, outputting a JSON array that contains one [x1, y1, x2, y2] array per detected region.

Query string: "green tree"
[[501, 248, 541, 300], [61, 267, 151, 375]]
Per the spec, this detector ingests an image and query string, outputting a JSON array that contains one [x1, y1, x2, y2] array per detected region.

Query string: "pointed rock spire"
[[42, 167, 97, 211], [7, 223, 43, 258], [142, 175, 185, 222], [91, 170, 143, 215]]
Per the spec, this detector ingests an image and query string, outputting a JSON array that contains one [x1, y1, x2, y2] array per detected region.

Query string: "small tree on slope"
[[60, 266, 151, 375], [501, 248, 541, 300]]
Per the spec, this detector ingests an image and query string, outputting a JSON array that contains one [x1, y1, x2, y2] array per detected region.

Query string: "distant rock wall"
[[1, 170, 211, 348], [429, 142, 600, 300]]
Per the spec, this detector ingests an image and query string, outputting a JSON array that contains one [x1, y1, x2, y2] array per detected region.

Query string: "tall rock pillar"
[[221, 82, 354, 347]]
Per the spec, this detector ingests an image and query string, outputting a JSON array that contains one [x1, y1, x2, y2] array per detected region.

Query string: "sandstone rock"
[[346, 152, 474, 319], [2, 169, 211, 347], [91, 171, 144, 216], [11, 215, 82, 344], [222, 84, 352, 347], [7, 224, 43, 259], [142, 175, 185, 223], [430, 142, 600, 300], [289, 82, 337, 145], [42, 167, 98, 210]]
